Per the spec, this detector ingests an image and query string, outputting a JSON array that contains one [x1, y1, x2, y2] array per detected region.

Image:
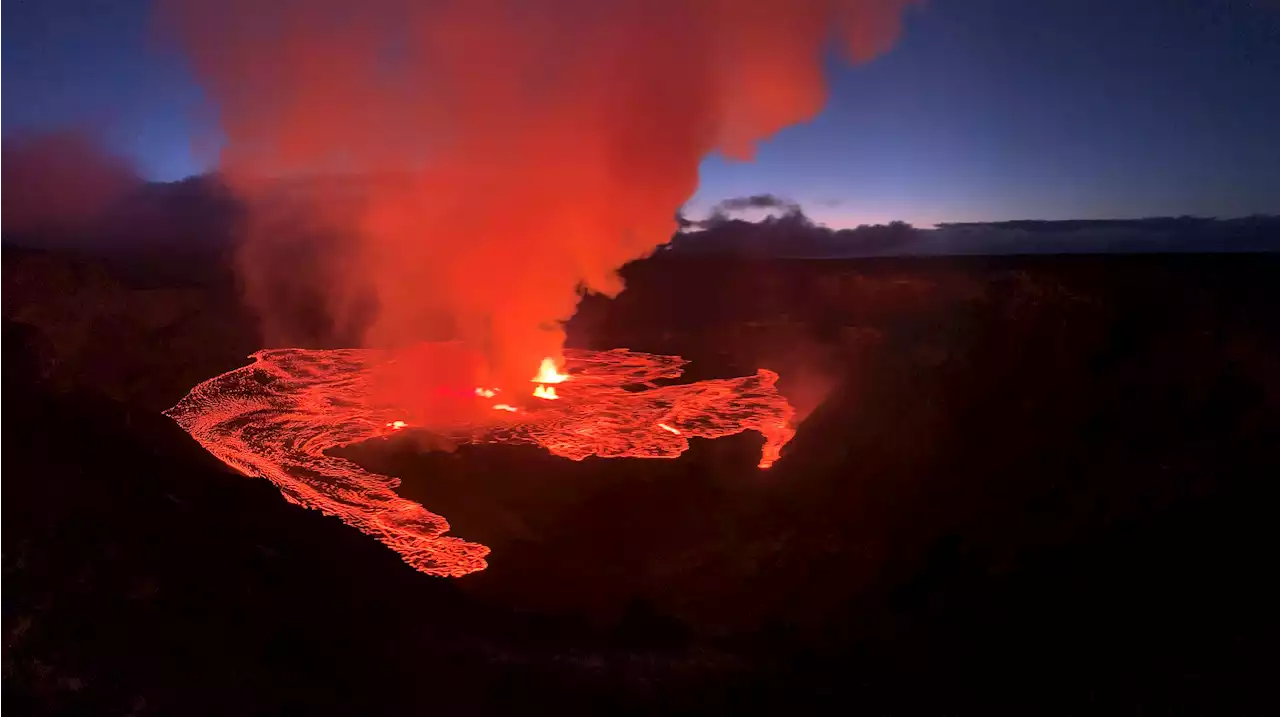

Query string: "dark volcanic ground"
[[4, 249, 1279, 715]]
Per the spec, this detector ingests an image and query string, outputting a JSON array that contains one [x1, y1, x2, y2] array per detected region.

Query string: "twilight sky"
[[5, 0, 1279, 227]]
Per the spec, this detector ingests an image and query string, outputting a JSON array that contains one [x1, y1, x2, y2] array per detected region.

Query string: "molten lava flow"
[[533, 385, 559, 400], [165, 347, 796, 577]]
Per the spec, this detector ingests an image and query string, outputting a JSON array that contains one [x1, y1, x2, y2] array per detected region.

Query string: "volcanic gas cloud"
[[162, 0, 915, 575]]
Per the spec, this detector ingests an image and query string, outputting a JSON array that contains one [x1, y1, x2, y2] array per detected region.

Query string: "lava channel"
[[164, 347, 796, 577]]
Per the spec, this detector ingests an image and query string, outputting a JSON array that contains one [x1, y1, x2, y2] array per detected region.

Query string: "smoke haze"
[[163, 0, 915, 393], [2, 132, 142, 244]]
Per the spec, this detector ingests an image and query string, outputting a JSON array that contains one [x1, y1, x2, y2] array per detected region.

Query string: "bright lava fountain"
[[165, 347, 796, 577]]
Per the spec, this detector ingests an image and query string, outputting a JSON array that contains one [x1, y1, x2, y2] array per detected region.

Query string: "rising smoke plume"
[[163, 0, 915, 394]]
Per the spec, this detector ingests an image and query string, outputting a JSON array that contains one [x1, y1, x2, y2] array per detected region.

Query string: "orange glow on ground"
[[165, 347, 795, 577]]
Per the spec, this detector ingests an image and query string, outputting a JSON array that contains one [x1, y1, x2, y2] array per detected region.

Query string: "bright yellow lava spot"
[[531, 358, 569, 384]]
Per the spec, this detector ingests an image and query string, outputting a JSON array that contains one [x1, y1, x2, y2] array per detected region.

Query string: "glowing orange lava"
[[531, 356, 568, 400], [165, 347, 795, 577], [532, 357, 569, 384]]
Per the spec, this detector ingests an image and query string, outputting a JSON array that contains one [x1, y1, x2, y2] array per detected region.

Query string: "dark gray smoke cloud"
[[712, 193, 803, 215]]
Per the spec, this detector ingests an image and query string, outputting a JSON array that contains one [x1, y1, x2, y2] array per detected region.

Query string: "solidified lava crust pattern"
[[164, 347, 796, 577]]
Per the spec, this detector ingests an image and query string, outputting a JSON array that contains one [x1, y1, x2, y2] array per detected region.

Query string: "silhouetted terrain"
[[6, 169, 1279, 260], [669, 210, 1280, 257], [4, 245, 1279, 714]]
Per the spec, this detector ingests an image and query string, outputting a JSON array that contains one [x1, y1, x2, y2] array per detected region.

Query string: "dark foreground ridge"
[[5, 250, 1279, 714]]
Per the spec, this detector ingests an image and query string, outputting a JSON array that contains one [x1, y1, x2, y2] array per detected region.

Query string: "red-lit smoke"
[[163, 0, 915, 391]]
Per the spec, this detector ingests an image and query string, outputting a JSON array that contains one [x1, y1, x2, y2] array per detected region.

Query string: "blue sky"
[[5, 0, 1279, 227]]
